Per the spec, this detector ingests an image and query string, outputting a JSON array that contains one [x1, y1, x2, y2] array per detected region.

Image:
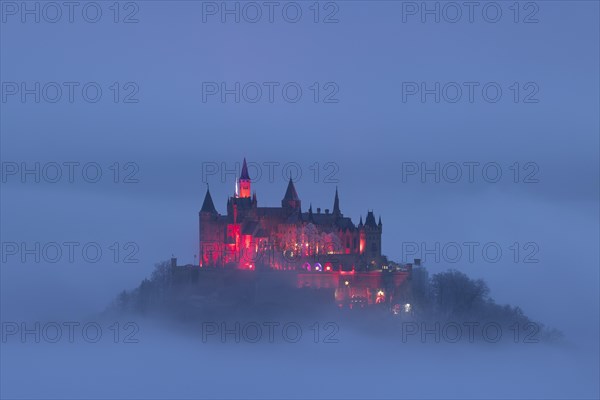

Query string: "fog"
[[1, 1, 599, 398], [1, 316, 598, 399]]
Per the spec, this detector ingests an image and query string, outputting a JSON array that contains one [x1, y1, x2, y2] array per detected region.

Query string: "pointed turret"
[[365, 211, 377, 227], [358, 216, 363, 228], [378, 216, 382, 228], [240, 158, 250, 180], [282, 177, 301, 211], [239, 158, 251, 198], [333, 187, 341, 216], [308, 203, 314, 222], [283, 178, 299, 201], [200, 186, 218, 214]]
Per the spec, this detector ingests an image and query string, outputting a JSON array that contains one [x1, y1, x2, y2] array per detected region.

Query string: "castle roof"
[[301, 212, 355, 230], [200, 187, 218, 214], [365, 211, 377, 227], [336, 217, 355, 229], [240, 158, 250, 180], [283, 178, 300, 202], [256, 207, 284, 217], [286, 211, 303, 223]]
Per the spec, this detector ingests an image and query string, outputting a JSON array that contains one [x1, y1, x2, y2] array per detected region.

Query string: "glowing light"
[[314, 263, 322, 271], [325, 265, 332, 272], [344, 280, 349, 286], [376, 290, 386, 304], [248, 264, 254, 270], [404, 303, 411, 313]]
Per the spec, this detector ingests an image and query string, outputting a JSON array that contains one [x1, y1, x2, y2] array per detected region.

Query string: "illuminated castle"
[[199, 158, 388, 271]]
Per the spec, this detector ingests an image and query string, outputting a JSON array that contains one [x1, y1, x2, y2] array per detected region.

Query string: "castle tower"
[[239, 158, 251, 198], [199, 186, 223, 267], [362, 211, 382, 265]]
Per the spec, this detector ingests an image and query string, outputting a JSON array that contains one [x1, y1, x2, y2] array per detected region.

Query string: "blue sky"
[[1, 1, 599, 397]]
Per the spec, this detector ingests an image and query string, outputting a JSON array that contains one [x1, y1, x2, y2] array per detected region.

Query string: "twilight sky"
[[1, 1, 599, 398]]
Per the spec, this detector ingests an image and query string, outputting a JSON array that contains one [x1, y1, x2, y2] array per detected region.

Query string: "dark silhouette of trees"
[[430, 270, 490, 319], [110, 259, 562, 342], [410, 266, 432, 313]]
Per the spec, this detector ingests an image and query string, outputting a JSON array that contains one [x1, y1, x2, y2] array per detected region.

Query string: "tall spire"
[[200, 186, 218, 214], [239, 158, 251, 198], [240, 158, 250, 180], [333, 186, 340, 215]]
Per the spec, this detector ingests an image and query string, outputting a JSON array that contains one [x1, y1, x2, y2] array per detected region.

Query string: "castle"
[[199, 158, 388, 271]]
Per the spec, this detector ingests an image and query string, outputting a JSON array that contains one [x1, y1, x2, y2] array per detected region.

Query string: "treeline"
[[409, 267, 563, 342], [110, 260, 336, 318], [112, 260, 174, 315], [111, 261, 563, 342]]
